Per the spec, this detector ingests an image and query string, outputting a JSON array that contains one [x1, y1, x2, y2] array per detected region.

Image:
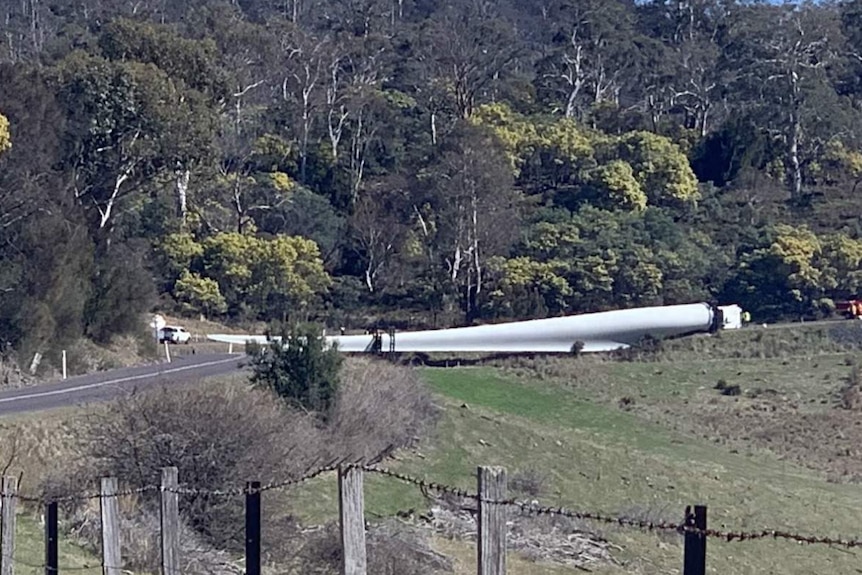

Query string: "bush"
[[43, 381, 324, 552], [328, 358, 440, 463], [250, 323, 343, 418], [38, 358, 440, 568]]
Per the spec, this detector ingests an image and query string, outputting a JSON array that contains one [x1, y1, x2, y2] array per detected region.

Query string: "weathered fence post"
[[100, 478, 121, 575], [160, 467, 180, 575], [682, 505, 707, 575], [338, 466, 366, 575], [1, 476, 18, 575], [245, 482, 261, 575], [478, 466, 507, 575], [45, 501, 58, 575]]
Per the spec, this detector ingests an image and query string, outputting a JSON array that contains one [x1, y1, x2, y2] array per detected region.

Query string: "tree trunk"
[[175, 168, 190, 221], [788, 106, 803, 200]]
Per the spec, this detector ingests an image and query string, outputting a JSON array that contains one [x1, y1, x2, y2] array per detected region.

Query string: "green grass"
[[10, 513, 103, 575], [289, 362, 862, 574], [10, 321, 862, 574]]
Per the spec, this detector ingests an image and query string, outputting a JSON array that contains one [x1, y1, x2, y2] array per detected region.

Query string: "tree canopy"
[[3, 0, 862, 361]]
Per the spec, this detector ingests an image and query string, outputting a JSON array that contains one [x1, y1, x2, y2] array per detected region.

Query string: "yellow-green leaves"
[[472, 103, 698, 211], [0, 112, 10, 155], [156, 231, 330, 319], [174, 271, 227, 316], [252, 235, 330, 308], [615, 131, 700, 205], [590, 160, 647, 212], [471, 102, 540, 173], [488, 256, 572, 316], [767, 224, 822, 296], [157, 232, 204, 279], [821, 139, 862, 188]]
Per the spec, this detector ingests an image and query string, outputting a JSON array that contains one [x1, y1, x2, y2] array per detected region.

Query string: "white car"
[[158, 326, 191, 344]]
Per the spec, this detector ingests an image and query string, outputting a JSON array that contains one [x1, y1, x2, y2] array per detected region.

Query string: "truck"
[[836, 300, 862, 319]]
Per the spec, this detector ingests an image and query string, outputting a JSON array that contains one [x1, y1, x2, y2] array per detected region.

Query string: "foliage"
[[173, 270, 227, 317], [249, 324, 343, 418], [46, 381, 324, 553], [4, 0, 862, 351], [589, 160, 647, 211], [613, 131, 700, 206], [328, 358, 440, 462], [0, 112, 9, 155]]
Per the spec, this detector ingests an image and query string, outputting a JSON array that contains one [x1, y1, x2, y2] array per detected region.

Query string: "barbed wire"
[[15, 484, 160, 504], [359, 466, 862, 549], [7, 463, 862, 550], [171, 464, 341, 498], [12, 463, 344, 504]]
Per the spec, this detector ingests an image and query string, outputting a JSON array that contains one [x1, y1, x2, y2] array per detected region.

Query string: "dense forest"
[[2, 0, 862, 361]]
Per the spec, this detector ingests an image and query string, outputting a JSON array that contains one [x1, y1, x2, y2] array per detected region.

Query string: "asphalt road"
[[0, 353, 247, 417]]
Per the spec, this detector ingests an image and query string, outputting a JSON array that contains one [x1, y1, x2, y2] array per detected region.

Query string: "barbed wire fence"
[[1, 465, 861, 575]]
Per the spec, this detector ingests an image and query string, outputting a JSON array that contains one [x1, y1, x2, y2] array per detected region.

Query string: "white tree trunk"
[[175, 168, 190, 220]]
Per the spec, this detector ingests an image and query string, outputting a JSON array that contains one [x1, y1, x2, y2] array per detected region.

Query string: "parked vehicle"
[[836, 300, 862, 319], [158, 326, 191, 344]]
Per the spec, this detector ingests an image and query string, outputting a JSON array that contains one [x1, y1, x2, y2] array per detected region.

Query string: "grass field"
[[5, 321, 862, 574], [287, 323, 862, 574]]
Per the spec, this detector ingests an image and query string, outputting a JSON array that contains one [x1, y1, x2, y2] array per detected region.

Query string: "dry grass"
[[482, 332, 862, 485], [0, 409, 91, 497], [287, 520, 453, 574], [1, 357, 441, 573], [158, 312, 266, 339], [0, 355, 32, 389]]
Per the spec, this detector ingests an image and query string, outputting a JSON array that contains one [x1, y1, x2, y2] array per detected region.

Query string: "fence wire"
[[6, 463, 862, 550], [359, 465, 862, 549]]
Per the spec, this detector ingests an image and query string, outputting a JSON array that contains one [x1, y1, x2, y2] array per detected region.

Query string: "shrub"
[[327, 358, 440, 463], [43, 381, 325, 551], [38, 358, 441, 568], [250, 323, 343, 418]]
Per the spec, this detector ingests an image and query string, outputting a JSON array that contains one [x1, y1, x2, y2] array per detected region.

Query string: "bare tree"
[[349, 175, 408, 292], [426, 125, 521, 321], [420, 2, 520, 120], [729, 3, 843, 200]]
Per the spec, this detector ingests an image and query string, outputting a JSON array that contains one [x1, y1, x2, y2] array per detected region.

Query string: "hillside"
[[283, 323, 862, 573], [2, 0, 862, 371]]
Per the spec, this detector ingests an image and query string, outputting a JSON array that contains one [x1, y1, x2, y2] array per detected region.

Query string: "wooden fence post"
[[477, 466, 507, 575], [682, 505, 707, 575], [245, 482, 261, 575], [338, 466, 366, 575], [45, 501, 58, 575], [1, 476, 18, 575], [100, 478, 121, 575], [160, 467, 180, 575]]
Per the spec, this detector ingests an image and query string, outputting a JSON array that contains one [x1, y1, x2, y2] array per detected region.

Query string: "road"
[[0, 353, 247, 417]]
